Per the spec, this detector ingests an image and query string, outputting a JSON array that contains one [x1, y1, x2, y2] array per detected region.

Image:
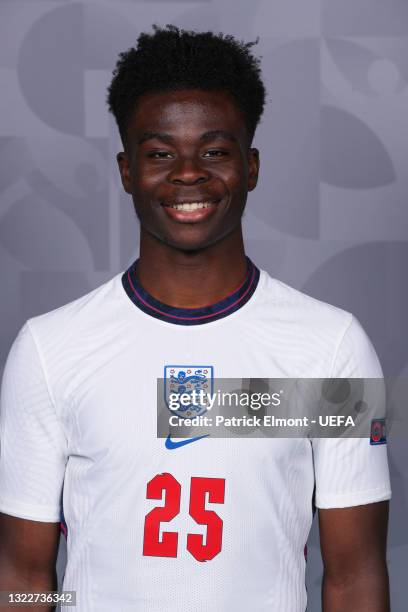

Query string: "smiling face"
[[117, 89, 259, 252]]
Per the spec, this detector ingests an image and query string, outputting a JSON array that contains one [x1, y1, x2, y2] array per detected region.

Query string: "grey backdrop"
[[0, 1, 407, 610]]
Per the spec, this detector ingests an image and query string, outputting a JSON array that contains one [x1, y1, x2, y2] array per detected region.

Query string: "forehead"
[[128, 89, 248, 141]]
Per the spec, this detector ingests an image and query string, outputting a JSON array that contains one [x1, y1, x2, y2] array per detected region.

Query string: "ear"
[[248, 148, 260, 192], [116, 151, 132, 194]]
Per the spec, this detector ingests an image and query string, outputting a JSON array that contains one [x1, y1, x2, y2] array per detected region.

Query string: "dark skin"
[[319, 502, 390, 611], [0, 514, 60, 610], [0, 88, 389, 611], [117, 89, 259, 307]]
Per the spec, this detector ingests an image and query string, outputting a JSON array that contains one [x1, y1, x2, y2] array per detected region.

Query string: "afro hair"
[[107, 24, 266, 146]]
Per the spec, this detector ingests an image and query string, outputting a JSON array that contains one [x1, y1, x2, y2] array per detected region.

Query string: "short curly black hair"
[[107, 24, 266, 146]]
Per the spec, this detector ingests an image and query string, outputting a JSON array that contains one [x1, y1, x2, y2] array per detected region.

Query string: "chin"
[[144, 220, 240, 253], [161, 237, 216, 253]]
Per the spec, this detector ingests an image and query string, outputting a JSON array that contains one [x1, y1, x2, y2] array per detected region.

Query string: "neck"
[[136, 227, 247, 308]]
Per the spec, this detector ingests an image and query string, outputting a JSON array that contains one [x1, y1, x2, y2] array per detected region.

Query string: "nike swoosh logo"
[[165, 434, 209, 450]]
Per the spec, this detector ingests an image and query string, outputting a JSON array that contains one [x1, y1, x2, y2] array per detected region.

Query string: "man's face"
[[117, 89, 259, 252]]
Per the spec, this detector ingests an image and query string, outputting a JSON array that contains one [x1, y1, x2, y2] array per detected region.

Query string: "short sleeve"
[[312, 315, 392, 509], [0, 322, 68, 522]]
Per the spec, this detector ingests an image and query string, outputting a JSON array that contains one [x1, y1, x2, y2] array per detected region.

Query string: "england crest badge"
[[164, 365, 214, 419]]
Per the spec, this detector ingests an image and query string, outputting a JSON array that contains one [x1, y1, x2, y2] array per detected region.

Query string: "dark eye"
[[147, 151, 173, 159], [203, 150, 228, 158]]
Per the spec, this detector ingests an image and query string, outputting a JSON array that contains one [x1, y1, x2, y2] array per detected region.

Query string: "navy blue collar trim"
[[121, 257, 260, 326]]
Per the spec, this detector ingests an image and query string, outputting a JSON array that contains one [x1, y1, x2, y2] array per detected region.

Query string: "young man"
[[0, 25, 391, 611]]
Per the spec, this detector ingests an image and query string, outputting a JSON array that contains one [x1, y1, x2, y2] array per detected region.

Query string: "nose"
[[167, 157, 210, 185]]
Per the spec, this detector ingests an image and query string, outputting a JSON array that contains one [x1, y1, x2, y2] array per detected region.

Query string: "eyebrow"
[[138, 130, 238, 145]]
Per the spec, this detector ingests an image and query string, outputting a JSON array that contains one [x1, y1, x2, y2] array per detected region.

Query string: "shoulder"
[[256, 270, 382, 377], [25, 272, 123, 350], [257, 269, 353, 337]]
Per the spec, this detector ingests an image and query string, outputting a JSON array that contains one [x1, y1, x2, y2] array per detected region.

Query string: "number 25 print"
[[143, 473, 226, 562]]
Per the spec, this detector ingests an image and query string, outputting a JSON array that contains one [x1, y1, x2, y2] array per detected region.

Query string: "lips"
[[160, 197, 222, 223]]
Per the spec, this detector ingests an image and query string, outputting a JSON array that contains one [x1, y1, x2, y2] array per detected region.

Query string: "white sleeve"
[[0, 321, 68, 522], [312, 314, 392, 509]]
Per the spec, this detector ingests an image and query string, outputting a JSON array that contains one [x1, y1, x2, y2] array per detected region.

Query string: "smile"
[[167, 201, 216, 211], [160, 198, 222, 223], [162, 198, 221, 211]]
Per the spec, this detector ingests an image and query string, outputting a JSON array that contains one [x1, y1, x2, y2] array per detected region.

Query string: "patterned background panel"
[[0, 1, 407, 609]]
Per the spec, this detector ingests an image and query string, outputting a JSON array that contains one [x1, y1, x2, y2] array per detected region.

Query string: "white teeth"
[[169, 201, 215, 211]]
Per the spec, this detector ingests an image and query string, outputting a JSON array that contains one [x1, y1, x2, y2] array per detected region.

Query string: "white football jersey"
[[0, 259, 391, 611]]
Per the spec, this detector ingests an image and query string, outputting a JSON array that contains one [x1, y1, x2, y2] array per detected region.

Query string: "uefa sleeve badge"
[[370, 418, 387, 445]]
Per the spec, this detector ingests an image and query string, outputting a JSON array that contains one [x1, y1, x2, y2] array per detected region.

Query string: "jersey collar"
[[121, 257, 260, 326]]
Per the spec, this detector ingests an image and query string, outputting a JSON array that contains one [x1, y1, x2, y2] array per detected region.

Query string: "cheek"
[[225, 176, 248, 203], [132, 155, 159, 185], [221, 160, 248, 188], [212, 165, 247, 194], [131, 167, 161, 198]]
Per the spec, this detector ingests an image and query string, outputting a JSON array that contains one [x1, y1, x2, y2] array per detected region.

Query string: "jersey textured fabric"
[[0, 261, 391, 611]]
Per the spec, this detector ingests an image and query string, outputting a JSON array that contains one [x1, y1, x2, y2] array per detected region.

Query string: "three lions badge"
[[164, 365, 214, 419]]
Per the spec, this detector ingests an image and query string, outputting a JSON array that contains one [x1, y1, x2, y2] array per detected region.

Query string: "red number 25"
[[143, 473, 225, 562]]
